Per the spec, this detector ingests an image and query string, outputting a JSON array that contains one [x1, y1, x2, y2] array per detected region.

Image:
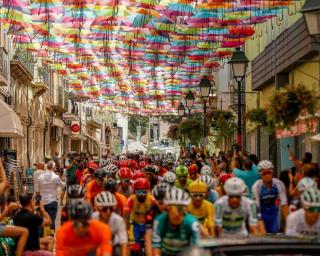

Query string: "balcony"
[[52, 86, 68, 113], [30, 66, 50, 97], [0, 47, 9, 87], [11, 48, 34, 84]]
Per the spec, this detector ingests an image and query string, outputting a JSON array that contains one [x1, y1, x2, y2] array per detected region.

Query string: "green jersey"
[[152, 212, 200, 256]]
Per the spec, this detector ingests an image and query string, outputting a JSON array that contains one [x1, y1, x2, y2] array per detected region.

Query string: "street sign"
[[71, 122, 80, 134]]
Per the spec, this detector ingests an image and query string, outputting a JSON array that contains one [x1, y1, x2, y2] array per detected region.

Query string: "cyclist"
[[152, 187, 200, 256], [93, 192, 128, 256], [104, 178, 127, 217], [162, 171, 176, 186], [85, 168, 106, 205], [199, 175, 219, 204], [117, 167, 133, 198], [187, 180, 215, 238], [144, 165, 160, 188], [127, 178, 154, 249], [200, 165, 212, 176], [215, 177, 259, 237], [81, 162, 98, 187], [188, 164, 199, 181], [56, 199, 112, 256], [174, 165, 192, 191], [286, 188, 320, 236], [216, 173, 233, 197], [61, 184, 86, 225], [252, 160, 288, 234], [104, 164, 119, 179]]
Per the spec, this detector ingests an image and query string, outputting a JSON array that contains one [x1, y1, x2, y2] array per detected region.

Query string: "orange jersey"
[[85, 180, 103, 204], [115, 192, 128, 216], [56, 220, 112, 256]]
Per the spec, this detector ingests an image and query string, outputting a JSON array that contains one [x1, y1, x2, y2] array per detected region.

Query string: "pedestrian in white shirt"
[[33, 162, 45, 193], [36, 161, 65, 230]]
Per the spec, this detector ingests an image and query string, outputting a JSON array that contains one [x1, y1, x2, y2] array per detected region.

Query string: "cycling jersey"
[[85, 180, 103, 204], [117, 184, 134, 198], [114, 192, 128, 216], [174, 179, 192, 191], [152, 212, 200, 256], [127, 194, 154, 224], [56, 220, 112, 256], [286, 208, 320, 237], [92, 212, 128, 245], [214, 195, 258, 236], [187, 199, 214, 229], [252, 178, 287, 233]]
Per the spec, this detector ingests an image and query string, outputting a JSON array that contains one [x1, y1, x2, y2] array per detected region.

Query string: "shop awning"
[[0, 100, 23, 138], [85, 134, 100, 145]]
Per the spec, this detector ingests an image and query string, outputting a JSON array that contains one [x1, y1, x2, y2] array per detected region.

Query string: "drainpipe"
[[26, 85, 32, 167]]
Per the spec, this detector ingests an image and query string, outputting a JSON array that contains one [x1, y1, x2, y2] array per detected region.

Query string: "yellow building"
[[245, 0, 320, 171]]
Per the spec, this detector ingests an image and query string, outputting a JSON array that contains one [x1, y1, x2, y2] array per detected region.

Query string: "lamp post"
[[185, 90, 195, 118], [229, 47, 249, 150], [199, 76, 213, 139], [177, 102, 185, 118], [301, 0, 320, 37]]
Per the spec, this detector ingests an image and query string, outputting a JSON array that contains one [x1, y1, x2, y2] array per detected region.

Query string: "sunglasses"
[[136, 190, 147, 196], [99, 207, 114, 213], [229, 195, 241, 199], [73, 220, 89, 229], [177, 175, 188, 178], [190, 193, 206, 199], [306, 207, 320, 213], [261, 171, 273, 176]]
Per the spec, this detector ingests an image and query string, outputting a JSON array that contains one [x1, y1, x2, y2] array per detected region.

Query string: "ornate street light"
[[177, 102, 185, 117], [229, 48, 249, 150], [185, 90, 195, 118], [301, 0, 320, 36]]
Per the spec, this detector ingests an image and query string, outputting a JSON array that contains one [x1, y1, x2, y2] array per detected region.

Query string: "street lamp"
[[301, 0, 320, 37], [229, 47, 249, 150], [177, 102, 185, 117], [199, 76, 213, 138], [185, 90, 195, 118]]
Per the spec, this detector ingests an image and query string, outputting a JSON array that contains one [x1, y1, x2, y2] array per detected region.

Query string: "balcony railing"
[[34, 66, 50, 86], [12, 48, 34, 77]]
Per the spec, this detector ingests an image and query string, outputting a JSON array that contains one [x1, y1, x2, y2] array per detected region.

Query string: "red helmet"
[[88, 162, 98, 171], [139, 161, 147, 170], [119, 160, 129, 168], [133, 170, 145, 180], [188, 164, 198, 174], [118, 167, 132, 180], [219, 173, 233, 185], [133, 178, 150, 191]]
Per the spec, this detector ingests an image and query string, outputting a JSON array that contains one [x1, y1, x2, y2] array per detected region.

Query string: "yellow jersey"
[[188, 199, 214, 228], [127, 193, 154, 224]]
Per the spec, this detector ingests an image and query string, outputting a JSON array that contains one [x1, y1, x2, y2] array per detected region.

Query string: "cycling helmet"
[[219, 173, 233, 185], [163, 171, 177, 185], [181, 158, 191, 166], [119, 155, 127, 161], [99, 159, 108, 168], [301, 188, 320, 208], [224, 177, 246, 196], [200, 165, 212, 176], [164, 187, 191, 206], [133, 170, 145, 180], [95, 168, 106, 179], [152, 183, 170, 200], [297, 177, 317, 193], [200, 175, 216, 189], [139, 161, 147, 170], [188, 164, 198, 174], [68, 199, 92, 220], [103, 178, 117, 193], [188, 180, 207, 193], [95, 191, 117, 208], [101, 158, 114, 167], [118, 167, 132, 180], [257, 160, 274, 171], [104, 164, 118, 176], [144, 165, 158, 175], [67, 184, 86, 198], [133, 178, 150, 191], [88, 162, 99, 171], [175, 165, 188, 176], [167, 159, 174, 165]]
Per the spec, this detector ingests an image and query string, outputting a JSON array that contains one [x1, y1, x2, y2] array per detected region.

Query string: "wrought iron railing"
[[12, 48, 34, 77]]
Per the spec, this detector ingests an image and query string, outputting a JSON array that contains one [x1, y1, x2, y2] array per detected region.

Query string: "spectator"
[[52, 152, 61, 171], [0, 162, 29, 256], [13, 193, 53, 255], [36, 161, 65, 230], [234, 159, 261, 199], [33, 162, 45, 193]]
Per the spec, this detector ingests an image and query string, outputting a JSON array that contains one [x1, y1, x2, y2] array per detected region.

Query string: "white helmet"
[[224, 177, 246, 196], [200, 165, 212, 176], [99, 159, 109, 168], [257, 160, 274, 171], [95, 191, 117, 208], [298, 177, 317, 193], [119, 155, 127, 161], [163, 171, 177, 185], [103, 164, 118, 175], [301, 188, 320, 208], [199, 175, 216, 189], [164, 187, 191, 206]]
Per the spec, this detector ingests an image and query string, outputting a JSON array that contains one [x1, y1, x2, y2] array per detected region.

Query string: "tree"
[[128, 115, 148, 136]]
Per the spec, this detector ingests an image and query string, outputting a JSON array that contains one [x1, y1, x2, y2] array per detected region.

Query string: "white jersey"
[[92, 211, 128, 245], [286, 208, 320, 237], [214, 195, 258, 236]]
